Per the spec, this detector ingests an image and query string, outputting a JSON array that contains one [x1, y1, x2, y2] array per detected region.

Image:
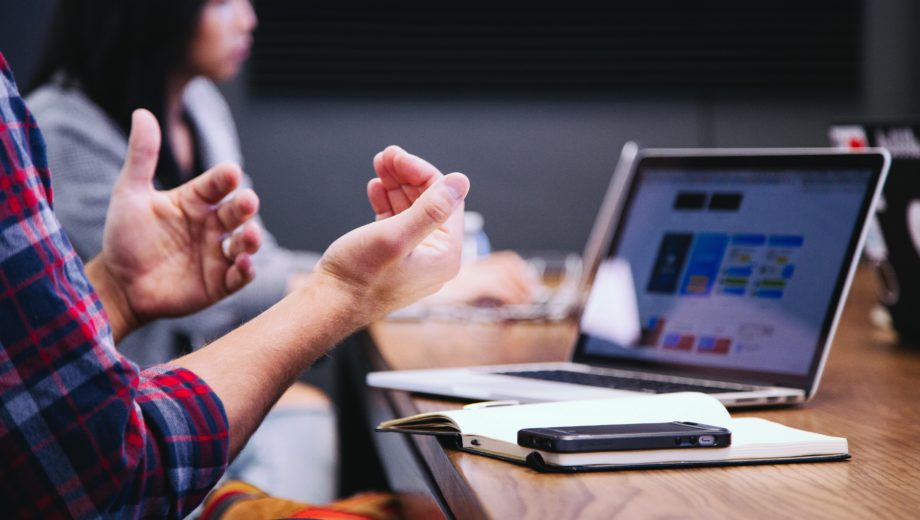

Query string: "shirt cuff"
[[136, 364, 230, 515]]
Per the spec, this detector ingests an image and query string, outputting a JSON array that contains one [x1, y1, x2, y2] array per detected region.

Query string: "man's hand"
[[369, 146, 537, 307], [174, 145, 467, 456], [86, 109, 262, 341], [366, 144, 441, 219], [313, 146, 470, 321]]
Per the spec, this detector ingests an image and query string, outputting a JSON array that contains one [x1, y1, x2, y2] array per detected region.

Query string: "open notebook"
[[377, 393, 848, 472]]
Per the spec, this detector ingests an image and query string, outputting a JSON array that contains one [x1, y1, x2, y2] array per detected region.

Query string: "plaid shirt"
[[0, 53, 229, 518]]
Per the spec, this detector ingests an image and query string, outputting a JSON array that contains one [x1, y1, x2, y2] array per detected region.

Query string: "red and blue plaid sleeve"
[[0, 53, 229, 519]]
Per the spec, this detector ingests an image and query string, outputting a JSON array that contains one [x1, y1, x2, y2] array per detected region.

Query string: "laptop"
[[368, 148, 890, 407], [829, 121, 920, 344]]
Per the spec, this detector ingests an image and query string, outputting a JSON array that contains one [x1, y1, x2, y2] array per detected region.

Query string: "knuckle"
[[422, 197, 451, 224]]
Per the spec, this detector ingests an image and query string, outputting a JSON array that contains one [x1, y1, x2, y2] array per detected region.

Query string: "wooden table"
[[366, 267, 920, 519]]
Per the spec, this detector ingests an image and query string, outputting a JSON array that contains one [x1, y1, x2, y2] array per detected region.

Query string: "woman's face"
[[187, 0, 257, 81]]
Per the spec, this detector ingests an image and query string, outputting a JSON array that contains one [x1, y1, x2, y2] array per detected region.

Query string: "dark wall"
[[224, 90, 859, 254], [0, 0, 55, 87], [3, 1, 918, 255]]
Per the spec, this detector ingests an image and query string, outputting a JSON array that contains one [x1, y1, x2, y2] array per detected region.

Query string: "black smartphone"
[[517, 421, 731, 452]]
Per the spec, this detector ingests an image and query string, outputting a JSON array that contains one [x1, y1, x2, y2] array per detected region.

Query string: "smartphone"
[[517, 421, 731, 452]]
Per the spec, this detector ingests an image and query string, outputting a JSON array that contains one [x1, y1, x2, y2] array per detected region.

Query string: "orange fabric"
[[201, 480, 399, 520]]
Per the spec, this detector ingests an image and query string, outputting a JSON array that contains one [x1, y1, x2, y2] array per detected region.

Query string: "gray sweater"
[[27, 78, 320, 366]]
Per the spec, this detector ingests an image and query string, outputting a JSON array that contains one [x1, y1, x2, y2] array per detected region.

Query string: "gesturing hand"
[[88, 109, 262, 340], [314, 146, 470, 321], [369, 147, 537, 307]]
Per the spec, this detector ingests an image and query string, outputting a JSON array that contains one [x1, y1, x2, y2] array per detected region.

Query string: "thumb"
[[385, 172, 470, 249], [118, 109, 161, 189]]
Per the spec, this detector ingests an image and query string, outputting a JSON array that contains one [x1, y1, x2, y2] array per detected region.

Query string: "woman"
[[28, 0, 535, 503], [28, 0, 292, 366]]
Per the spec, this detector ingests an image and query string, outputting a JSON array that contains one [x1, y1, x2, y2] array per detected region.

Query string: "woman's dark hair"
[[29, 0, 207, 188]]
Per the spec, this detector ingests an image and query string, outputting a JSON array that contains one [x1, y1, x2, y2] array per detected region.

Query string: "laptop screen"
[[574, 151, 887, 389]]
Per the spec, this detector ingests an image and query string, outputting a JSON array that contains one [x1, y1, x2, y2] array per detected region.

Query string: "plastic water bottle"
[[463, 211, 491, 264]]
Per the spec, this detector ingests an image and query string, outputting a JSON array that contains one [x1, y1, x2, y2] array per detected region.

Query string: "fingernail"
[[442, 180, 462, 201], [442, 174, 468, 201]]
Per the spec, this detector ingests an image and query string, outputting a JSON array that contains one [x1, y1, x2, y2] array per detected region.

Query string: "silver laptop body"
[[369, 148, 890, 408]]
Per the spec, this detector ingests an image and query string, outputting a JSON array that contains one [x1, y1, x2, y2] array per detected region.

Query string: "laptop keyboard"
[[497, 370, 755, 394]]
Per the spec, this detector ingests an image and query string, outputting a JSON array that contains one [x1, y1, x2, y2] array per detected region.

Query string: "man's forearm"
[[172, 273, 368, 458]]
